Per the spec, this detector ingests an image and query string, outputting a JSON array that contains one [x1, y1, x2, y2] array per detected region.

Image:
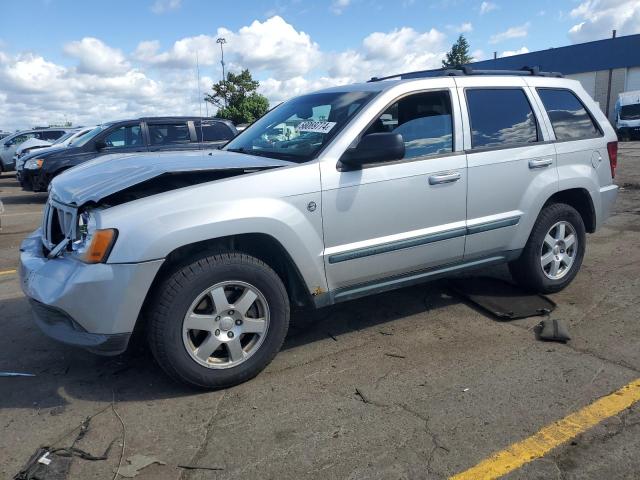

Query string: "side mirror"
[[94, 140, 107, 150], [339, 132, 405, 171]]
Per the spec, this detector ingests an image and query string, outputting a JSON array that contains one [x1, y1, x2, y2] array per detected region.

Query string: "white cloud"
[[0, 17, 452, 130], [500, 46, 530, 57], [489, 22, 530, 44], [151, 0, 182, 14], [330, 0, 351, 15], [471, 49, 486, 60], [133, 35, 218, 69], [0, 48, 201, 130], [480, 1, 497, 14], [568, 0, 640, 43], [449, 22, 473, 33], [218, 16, 321, 78], [135, 17, 321, 78], [64, 37, 130, 75]]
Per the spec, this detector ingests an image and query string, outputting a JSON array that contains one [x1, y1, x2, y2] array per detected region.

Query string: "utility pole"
[[216, 37, 227, 107]]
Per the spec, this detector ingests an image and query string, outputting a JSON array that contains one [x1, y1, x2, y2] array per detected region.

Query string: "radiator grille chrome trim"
[[41, 196, 78, 254]]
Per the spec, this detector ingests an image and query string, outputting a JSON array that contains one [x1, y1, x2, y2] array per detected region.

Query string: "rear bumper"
[[20, 229, 164, 355], [598, 184, 618, 228]]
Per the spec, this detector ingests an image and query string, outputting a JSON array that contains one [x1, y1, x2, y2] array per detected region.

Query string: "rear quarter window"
[[195, 121, 235, 142], [536, 88, 601, 141], [466, 88, 539, 149]]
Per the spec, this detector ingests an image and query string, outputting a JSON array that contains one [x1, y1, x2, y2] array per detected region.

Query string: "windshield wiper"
[[226, 147, 248, 154]]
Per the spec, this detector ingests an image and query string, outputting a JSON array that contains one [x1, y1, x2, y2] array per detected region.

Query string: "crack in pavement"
[[179, 390, 227, 480], [396, 403, 449, 479]]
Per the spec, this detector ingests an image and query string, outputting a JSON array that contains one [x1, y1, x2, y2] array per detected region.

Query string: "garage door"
[[567, 72, 596, 98], [626, 67, 640, 92]]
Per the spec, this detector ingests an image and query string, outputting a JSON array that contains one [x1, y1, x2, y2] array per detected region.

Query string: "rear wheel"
[[509, 203, 586, 293], [147, 252, 290, 389]]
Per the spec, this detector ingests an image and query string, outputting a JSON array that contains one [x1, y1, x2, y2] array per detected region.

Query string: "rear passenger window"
[[195, 121, 235, 142], [41, 130, 64, 141], [148, 122, 191, 145], [466, 89, 538, 149], [537, 88, 600, 141], [366, 90, 453, 159]]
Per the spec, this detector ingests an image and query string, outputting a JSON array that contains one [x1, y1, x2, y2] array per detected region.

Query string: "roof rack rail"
[[368, 66, 564, 82]]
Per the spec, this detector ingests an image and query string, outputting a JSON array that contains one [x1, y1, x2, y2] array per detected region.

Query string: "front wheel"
[[147, 252, 290, 389], [509, 203, 586, 294]]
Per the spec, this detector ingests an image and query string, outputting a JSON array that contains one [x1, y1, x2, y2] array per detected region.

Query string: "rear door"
[[146, 120, 195, 152], [456, 77, 558, 260]]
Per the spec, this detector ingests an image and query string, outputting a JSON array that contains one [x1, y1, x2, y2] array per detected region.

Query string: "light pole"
[[216, 37, 227, 107]]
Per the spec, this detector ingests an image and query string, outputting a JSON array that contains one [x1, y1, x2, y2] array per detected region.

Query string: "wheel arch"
[[543, 188, 596, 233], [142, 233, 315, 315]]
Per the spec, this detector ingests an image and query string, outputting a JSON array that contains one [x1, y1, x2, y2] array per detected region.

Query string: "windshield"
[[620, 104, 640, 120], [70, 125, 108, 147], [223, 91, 378, 162]]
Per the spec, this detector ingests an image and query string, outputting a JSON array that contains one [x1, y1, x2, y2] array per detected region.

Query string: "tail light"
[[607, 141, 618, 179]]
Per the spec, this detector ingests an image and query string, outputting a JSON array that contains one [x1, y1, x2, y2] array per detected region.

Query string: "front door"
[[321, 85, 468, 295], [98, 122, 147, 156]]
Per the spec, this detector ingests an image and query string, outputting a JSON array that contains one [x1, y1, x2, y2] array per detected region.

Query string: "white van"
[[615, 90, 640, 141]]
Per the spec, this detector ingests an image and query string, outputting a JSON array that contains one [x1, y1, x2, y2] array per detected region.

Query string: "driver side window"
[[103, 125, 142, 148], [366, 90, 453, 159]]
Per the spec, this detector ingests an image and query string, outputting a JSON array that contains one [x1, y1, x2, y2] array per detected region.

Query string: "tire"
[[509, 203, 586, 294], [147, 252, 290, 389]]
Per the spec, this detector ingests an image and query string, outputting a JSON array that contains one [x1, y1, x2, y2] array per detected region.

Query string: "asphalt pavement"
[[1, 144, 639, 479]]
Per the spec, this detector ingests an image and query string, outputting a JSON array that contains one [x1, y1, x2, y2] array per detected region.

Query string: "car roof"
[[312, 74, 574, 96], [103, 116, 234, 125]]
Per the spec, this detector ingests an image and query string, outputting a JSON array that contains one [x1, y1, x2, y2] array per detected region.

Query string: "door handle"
[[429, 171, 461, 185], [529, 158, 553, 169]]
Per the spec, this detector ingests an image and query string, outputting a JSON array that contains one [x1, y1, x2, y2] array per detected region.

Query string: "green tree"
[[442, 35, 473, 69], [205, 69, 269, 125]]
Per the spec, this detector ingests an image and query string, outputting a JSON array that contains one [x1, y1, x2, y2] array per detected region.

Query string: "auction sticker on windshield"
[[296, 121, 337, 134]]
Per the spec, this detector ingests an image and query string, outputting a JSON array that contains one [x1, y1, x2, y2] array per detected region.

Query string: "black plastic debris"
[[14, 448, 71, 480], [449, 277, 556, 320], [14, 411, 115, 480], [534, 319, 571, 343]]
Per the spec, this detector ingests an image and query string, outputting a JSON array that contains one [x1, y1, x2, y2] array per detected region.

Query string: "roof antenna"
[[195, 51, 205, 147]]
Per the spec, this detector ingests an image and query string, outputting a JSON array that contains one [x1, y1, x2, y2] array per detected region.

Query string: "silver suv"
[[20, 69, 618, 388]]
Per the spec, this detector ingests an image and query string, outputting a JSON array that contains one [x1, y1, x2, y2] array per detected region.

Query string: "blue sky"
[[0, 0, 638, 129]]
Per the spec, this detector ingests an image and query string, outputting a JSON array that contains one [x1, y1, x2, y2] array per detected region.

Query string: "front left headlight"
[[24, 158, 44, 170], [72, 210, 117, 263]]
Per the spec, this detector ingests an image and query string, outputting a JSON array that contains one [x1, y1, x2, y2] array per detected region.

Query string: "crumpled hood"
[[17, 138, 51, 154], [50, 149, 294, 205]]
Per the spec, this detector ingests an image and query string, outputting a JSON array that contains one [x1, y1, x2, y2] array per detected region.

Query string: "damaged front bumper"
[[20, 229, 164, 355]]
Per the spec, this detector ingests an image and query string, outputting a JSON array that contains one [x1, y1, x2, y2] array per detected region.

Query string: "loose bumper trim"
[[29, 299, 131, 355]]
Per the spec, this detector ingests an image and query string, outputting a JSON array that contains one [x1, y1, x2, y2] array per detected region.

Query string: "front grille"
[[42, 197, 78, 253]]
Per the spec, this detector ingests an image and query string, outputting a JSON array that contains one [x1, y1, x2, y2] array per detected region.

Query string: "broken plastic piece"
[[117, 454, 166, 478], [534, 319, 571, 343]]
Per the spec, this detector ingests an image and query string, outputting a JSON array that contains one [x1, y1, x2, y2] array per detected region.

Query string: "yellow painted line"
[[0, 269, 17, 276], [450, 378, 640, 480]]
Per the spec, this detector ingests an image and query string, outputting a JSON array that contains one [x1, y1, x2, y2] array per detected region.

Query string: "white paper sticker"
[[296, 121, 337, 134]]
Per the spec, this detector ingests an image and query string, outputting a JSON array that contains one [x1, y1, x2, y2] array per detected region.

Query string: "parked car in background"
[[15, 137, 54, 158], [20, 69, 618, 388], [16, 127, 96, 184], [615, 90, 640, 141], [0, 128, 71, 172], [20, 117, 237, 191]]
